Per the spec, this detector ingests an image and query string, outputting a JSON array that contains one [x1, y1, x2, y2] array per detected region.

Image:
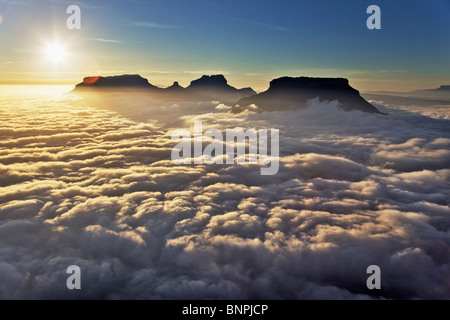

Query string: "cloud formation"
[[131, 21, 178, 29], [90, 38, 122, 44], [0, 93, 449, 299]]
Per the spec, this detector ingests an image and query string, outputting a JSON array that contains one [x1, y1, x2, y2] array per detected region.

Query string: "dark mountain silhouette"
[[366, 85, 450, 96], [186, 75, 254, 94], [187, 74, 229, 89], [363, 85, 450, 103], [74, 74, 161, 90], [166, 81, 185, 92], [415, 85, 450, 92], [185, 75, 257, 103], [160, 81, 204, 101], [413, 85, 450, 101], [72, 74, 256, 103], [401, 85, 450, 96], [72, 74, 383, 114], [231, 77, 383, 114], [362, 93, 450, 107]]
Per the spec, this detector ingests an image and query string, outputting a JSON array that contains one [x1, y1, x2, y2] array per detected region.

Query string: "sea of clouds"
[[0, 91, 449, 299]]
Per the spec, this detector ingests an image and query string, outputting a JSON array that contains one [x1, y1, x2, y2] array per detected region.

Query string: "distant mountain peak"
[[184, 74, 256, 102], [166, 81, 184, 90], [188, 74, 229, 88], [411, 85, 450, 94]]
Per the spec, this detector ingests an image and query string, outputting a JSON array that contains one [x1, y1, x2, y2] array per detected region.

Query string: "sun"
[[45, 44, 67, 63]]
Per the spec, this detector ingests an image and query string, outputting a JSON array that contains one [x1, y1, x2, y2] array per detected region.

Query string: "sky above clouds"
[[0, 0, 449, 91]]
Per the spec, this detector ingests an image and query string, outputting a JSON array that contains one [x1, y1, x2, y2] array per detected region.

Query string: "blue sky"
[[0, 0, 449, 91]]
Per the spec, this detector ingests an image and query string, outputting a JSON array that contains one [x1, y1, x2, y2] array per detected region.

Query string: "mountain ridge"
[[72, 74, 256, 103], [72, 74, 383, 114]]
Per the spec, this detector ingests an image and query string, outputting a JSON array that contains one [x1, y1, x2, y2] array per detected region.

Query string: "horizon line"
[[0, 74, 447, 94]]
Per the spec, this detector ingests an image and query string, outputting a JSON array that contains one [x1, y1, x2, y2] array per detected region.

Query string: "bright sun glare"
[[45, 44, 67, 63]]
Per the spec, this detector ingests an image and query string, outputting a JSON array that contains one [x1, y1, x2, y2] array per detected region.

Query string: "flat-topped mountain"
[[420, 85, 450, 92], [408, 85, 450, 94], [75, 74, 161, 90], [231, 76, 383, 114], [395, 85, 450, 101]]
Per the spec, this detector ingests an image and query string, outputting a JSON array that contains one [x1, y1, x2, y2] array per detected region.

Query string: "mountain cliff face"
[[74, 74, 160, 90], [231, 76, 383, 114]]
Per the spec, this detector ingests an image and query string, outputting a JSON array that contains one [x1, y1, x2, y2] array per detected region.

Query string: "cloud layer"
[[0, 93, 449, 299]]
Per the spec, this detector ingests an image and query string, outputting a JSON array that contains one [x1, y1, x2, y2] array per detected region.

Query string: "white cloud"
[[90, 38, 122, 44], [183, 70, 231, 75], [131, 21, 177, 29], [0, 92, 448, 299], [237, 19, 288, 32]]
